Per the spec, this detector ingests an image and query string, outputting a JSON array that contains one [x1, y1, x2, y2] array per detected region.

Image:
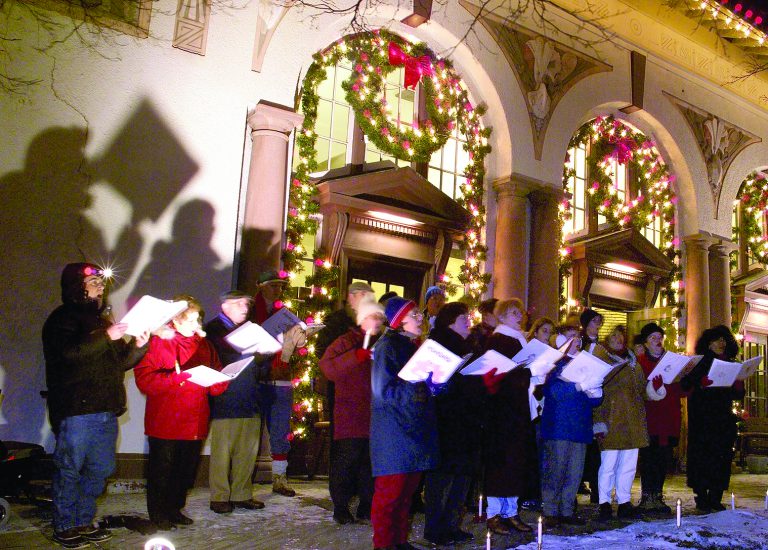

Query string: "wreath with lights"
[[738, 172, 768, 264], [559, 116, 684, 347], [278, 30, 492, 438]]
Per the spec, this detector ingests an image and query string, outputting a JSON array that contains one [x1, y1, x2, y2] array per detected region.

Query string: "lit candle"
[[363, 329, 372, 350], [486, 529, 491, 550], [731, 492, 735, 510], [765, 489, 768, 511], [676, 498, 681, 528], [537, 515, 543, 547], [479, 494, 483, 518]]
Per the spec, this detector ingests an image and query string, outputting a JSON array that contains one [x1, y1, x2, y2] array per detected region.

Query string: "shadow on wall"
[[0, 98, 232, 447]]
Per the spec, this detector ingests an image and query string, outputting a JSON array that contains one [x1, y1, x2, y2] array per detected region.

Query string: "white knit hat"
[[357, 299, 385, 325]]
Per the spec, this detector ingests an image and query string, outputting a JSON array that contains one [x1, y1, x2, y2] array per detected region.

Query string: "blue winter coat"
[[370, 329, 439, 477], [540, 358, 602, 444]]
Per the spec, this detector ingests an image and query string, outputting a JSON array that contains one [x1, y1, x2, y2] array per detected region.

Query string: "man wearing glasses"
[[43, 263, 149, 548]]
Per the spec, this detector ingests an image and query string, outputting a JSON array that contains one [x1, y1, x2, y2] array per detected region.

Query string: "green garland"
[[280, 30, 492, 438], [738, 172, 768, 264], [559, 117, 683, 348]]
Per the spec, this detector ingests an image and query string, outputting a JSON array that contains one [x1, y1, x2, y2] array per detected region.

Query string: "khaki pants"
[[209, 416, 262, 502]]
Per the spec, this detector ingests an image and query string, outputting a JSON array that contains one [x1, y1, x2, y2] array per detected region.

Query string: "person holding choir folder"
[[480, 298, 535, 534], [134, 295, 229, 530], [681, 326, 746, 512], [540, 333, 602, 528], [369, 298, 441, 550], [423, 302, 482, 545], [593, 325, 648, 521], [318, 299, 386, 525], [637, 322, 683, 515]]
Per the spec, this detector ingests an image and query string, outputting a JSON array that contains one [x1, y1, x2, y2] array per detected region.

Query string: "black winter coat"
[[680, 352, 745, 492], [42, 301, 146, 432]]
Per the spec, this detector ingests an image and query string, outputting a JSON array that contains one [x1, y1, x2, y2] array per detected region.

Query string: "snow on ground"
[[2, 474, 768, 549]]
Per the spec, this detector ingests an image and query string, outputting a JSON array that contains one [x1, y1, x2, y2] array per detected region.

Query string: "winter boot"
[[638, 492, 654, 511], [694, 492, 711, 513], [708, 490, 725, 511], [597, 503, 613, 521], [653, 493, 672, 515], [617, 502, 639, 519], [272, 473, 297, 497]]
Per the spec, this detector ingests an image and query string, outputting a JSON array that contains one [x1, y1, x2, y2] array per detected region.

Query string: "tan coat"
[[593, 353, 649, 450]]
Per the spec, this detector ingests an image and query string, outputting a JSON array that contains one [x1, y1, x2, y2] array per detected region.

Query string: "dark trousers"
[[147, 437, 203, 523], [582, 440, 601, 501], [639, 438, 675, 495], [424, 471, 471, 540], [329, 438, 373, 517]]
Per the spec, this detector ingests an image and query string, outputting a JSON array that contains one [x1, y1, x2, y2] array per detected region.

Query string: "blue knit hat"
[[384, 297, 416, 329], [425, 285, 445, 301]]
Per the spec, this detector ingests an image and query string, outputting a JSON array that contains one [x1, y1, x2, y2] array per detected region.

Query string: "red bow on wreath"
[[388, 42, 433, 89], [610, 136, 637, 164]]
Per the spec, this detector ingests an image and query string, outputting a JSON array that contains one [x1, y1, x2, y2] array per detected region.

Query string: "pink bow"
[[388, 42, 433, 89]]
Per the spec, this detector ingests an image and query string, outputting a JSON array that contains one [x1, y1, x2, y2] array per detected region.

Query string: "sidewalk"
[[2, 473, 768, 549]]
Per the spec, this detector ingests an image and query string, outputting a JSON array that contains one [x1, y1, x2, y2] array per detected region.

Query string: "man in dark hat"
[[43, 263, 149, 548], [250, 270, 307, 496], [206, 290, 270, 514]]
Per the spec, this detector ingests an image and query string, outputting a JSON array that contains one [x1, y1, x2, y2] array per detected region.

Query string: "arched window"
[[732, 171, 768, 275]]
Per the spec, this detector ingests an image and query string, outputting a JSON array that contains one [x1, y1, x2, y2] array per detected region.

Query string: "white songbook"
[[185, 357, 254, 388], [119, 295, 188, 337], [461, 349, 518, 376], [708, 356, 763, 387], [646, 351, 703, 385], [559, 351, 615, 389], [397, 339, 472, 384], [225, 321, 282, 355]]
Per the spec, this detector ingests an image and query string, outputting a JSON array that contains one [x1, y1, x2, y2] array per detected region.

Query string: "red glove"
[[171, 371, 191, 385], [209, 381, 230, 396], [652, 375, 663, 391], [700, 376, 714, 387], [355, 348, 372, 362], [482, 368, 505, 395]]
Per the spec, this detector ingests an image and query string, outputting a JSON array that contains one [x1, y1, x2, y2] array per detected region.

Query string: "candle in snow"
[[537, 515, 543, 547], [486, 529, 491, 550], [676, 498, 681, 528], [363, 329, 372, 350], [478, 494, 483, 517], [731, 492, 735, 510], [765, 489, 767, 511]]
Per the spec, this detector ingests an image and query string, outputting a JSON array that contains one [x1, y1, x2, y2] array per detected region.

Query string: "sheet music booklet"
[[185, 357, 255, 387], [398, 339, 473, 384], [119, 295, 188, 337]]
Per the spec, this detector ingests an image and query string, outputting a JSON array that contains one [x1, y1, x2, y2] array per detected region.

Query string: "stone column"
[[709, 240, 736, 328], [239, 102, 304, 295], [683, 234, 714, 353], [492, 178, 537, 302], [528, 186, 562, 321]]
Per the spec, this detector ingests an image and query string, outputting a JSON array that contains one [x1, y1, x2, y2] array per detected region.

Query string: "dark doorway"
[[347, 255, 427, 303]]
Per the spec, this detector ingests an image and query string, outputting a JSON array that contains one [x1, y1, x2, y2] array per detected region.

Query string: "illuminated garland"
[[559, 116, 684, 348], [281, 30, 491, 438], [738, 172, 768, 263]]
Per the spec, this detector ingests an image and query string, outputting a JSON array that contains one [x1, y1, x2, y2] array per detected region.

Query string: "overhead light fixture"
[[604, 262, 641, 274], [367, 210, 423, 226]]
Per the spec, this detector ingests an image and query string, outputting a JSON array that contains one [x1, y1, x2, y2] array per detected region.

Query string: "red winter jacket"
[[639, 352, 687, 446], [318, 328, 371, 440], [135, 331, 222, 440]]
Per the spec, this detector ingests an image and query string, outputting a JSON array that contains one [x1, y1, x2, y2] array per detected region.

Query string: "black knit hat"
[[60, 262, 101, 304], [579, 308, 603, 329], [639, 322, 665, 344]]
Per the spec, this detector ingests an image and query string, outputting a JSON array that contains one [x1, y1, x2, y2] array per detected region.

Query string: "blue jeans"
[[541, 439, 586, 517], [258, 383, 293, 457], [52, 412, 118, 532], [486, 496, 518, 518]]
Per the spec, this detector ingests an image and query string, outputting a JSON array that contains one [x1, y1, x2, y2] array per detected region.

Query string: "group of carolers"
[[316, 283, 747, 550]]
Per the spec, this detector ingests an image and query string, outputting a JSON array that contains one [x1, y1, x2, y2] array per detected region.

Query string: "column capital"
[[682, 232, 716, 251], [709, 238, 738, 256], [247, 101, 304, 136], [492, 174, 547, 200], [529, 185, 564, 207]]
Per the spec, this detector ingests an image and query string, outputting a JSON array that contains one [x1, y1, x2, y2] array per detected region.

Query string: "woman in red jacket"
[[135, 295, 228, 530], [319, 299, 386, 525]]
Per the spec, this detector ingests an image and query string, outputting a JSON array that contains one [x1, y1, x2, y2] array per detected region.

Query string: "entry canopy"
[[741, 273, 768, 345]]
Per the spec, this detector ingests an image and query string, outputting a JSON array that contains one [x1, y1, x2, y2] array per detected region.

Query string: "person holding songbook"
[[205, 290, 268, 515], [592, 325, 648, 521], [423, 302, 482, 545], [370, 297, 440, 550], [637, 322, 684, 515], [318, 299, 385, 525], [480, 298, 535, 534], [134, 295, 228, 530], [680, 325, 746, 512], [578, 308, 605, 503], [540, 334, 602, 528]]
